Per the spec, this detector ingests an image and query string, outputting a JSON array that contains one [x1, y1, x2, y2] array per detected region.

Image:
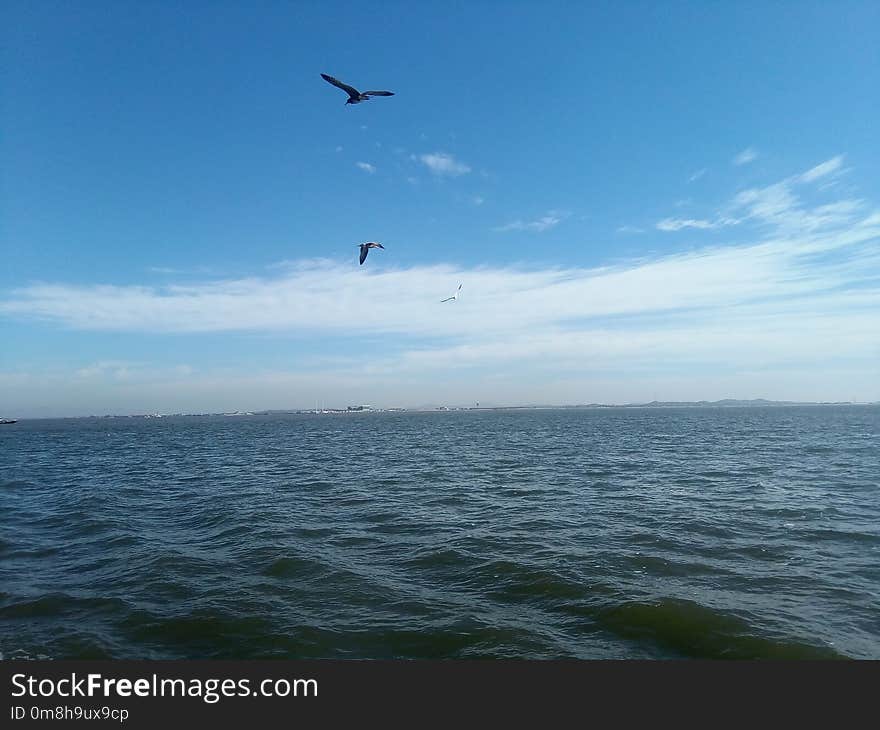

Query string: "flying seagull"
[[321, 73, 395, 105], [441, 284, 462, 303], [359, 242, 384, 265]]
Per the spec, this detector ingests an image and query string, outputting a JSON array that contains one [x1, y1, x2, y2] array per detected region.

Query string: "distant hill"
[[465, 399, 863, 410], [400, 398, 869, 412], [629, 399, 853, 408]]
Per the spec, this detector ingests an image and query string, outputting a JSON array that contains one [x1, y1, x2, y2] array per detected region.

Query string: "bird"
[[441, 284, 462, 303], [321, 73, 395, 105], [359, 242, 384, 265]]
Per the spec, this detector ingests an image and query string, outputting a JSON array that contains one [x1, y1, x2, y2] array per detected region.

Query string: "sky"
[[1, 1, 879, 417]]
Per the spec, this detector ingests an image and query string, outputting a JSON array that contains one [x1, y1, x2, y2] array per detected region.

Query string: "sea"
[[1, 406, 878, 660]]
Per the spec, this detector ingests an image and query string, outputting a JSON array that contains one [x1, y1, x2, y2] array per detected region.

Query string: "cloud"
[[688, 168, 707, 182], [731, 169, 863, 233], [4, 205, 876, 343], [416, 152, 471, 176], [3, 158, 879, 411], [148, 265, 215, 276], [472, 196, 485, 206], [655, 156, 857, 235], [75, 361, 136, 380], [355, 161, 375, 174], [733, 147, 758, 166], [798, 155, 844, 183], [616, 225, 645, 234], [495, 212, 565, 233], [656, 218, 721, 232], [267, 257, 337, 271]]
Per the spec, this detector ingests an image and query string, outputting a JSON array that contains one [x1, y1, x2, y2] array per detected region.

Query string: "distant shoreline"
[[5, 400, 878, 421]]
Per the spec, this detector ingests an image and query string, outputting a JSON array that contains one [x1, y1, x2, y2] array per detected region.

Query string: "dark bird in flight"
[[440, 284, 462, 303], [359, 242, 385, 265], [321, 73, 395, 105]]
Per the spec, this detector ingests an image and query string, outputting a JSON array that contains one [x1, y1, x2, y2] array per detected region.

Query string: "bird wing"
[[359, 246, 368, 265], [321, 74, 360, 97], [363, 91, 394, 97], [440, 296, 454, 302]]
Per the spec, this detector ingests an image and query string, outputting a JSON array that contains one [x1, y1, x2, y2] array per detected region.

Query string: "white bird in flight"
[[441, 284, 462, 303]]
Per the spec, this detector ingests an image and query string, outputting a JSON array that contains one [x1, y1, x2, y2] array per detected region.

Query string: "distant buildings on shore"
[[18, 399, 877, 420]]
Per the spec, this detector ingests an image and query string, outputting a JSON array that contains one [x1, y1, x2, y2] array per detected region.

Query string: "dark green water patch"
[[597, 598, 847, 659], [0, 593, 129, 619]]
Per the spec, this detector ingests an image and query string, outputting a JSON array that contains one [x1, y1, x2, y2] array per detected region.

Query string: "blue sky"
[[2, 1, 879, 416]]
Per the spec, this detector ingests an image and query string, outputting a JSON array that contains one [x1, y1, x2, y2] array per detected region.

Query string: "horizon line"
[[7, 398, 877, 420]]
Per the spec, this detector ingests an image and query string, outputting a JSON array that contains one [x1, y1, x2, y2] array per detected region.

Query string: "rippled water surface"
[[1, 406, 878, 659]]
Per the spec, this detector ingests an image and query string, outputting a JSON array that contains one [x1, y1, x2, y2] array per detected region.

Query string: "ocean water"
[[1, 406, 878, 660]]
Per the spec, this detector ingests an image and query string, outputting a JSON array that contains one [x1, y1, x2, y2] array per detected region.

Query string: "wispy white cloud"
[[688, 168, 707, 182], [266, 257, 337, 271], [495, 211, 566, 233], [733, 147, 758, 166], [148, 265, 215, 276], [656, 218, 721, 232], [798, 155, 844, 183], [730, 158, 862, 233], [75, 361, 136, 380], [655, 156, 858, 235], [415, 152, 471, 176], [616, 225, 645, 234], [355, 161, 376, 174]]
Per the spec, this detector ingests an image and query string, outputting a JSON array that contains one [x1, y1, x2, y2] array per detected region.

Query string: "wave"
[[597, 598, 847, 659]]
